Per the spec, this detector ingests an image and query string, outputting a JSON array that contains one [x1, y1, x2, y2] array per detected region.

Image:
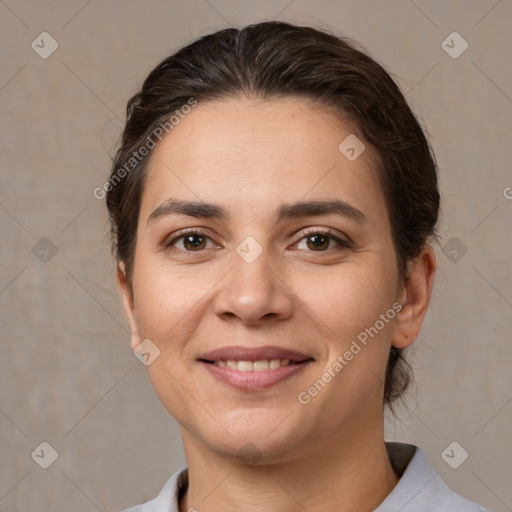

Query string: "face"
[[118, 96, 430, 463]]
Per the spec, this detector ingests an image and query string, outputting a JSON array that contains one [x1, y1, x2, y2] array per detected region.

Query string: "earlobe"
[[116, 262, 142, 351], [391, 245, 436, 349]]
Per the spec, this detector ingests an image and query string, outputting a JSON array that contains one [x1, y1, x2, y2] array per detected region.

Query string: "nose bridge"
[[215, 239, 293, 323]]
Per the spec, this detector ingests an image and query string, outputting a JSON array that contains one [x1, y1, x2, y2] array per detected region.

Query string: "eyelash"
[[164, 227, 352, 253]]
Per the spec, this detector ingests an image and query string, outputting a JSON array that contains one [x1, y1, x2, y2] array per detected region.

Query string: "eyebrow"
[[146, 198, 369, 226]]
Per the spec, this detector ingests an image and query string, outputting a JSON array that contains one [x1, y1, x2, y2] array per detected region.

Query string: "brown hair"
[[106, 21, 439, 408]]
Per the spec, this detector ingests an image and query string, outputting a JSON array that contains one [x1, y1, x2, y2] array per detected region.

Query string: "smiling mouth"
[[198, 358, 314, 391], [199, 358, 309, 371]]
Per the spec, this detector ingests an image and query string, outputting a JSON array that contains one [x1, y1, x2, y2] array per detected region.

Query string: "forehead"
[[140, 97, 388, 229]]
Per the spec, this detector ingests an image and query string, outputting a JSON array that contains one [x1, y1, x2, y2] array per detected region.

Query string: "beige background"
[[1, 1, 511, 511]]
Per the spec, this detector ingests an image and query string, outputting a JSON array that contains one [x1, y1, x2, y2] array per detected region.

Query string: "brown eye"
[[295, 229, 351, 252], [181, 234, 207, 251], [304, 233, 331, 251], [165, 230, 214, 252]]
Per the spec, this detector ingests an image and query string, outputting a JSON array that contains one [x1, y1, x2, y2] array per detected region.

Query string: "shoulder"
[[378, 442, 489, 512], [122, 467, 188, 512]]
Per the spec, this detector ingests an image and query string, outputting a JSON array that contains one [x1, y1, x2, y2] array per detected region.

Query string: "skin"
[[117, 96, 436, 512]]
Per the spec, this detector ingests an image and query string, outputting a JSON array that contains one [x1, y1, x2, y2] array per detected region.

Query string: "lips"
[[198, 345, 313, 363], [197, 345, 314, 391]]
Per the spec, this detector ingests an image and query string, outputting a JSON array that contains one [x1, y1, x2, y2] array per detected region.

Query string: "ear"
[[392, 245, 436, 349], [117, 262, 142, 351]]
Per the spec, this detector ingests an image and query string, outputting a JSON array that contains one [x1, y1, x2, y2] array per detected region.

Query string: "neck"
[[178, 421, 399, 512]]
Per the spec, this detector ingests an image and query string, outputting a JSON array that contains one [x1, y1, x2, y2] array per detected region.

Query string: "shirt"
[[123, 442, 489, 512]]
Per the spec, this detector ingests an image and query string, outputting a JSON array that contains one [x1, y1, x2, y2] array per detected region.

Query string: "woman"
[[106, 21, 488, 512]]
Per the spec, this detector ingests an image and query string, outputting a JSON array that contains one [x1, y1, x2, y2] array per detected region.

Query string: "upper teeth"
[[215, 359, 291, 371]]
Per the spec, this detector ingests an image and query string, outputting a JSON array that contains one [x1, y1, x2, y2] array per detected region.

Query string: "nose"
[[213, 247, 294, 325]]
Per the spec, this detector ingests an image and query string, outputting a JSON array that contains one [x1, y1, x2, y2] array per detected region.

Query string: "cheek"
[[134, 266, 212, 424], [309, 257, 398, 336], [304, 253, 399, 402], [132, 260, 210, 340]]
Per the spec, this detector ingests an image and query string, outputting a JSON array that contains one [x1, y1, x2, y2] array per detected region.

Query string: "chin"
[[201, 419, 309, 465]]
